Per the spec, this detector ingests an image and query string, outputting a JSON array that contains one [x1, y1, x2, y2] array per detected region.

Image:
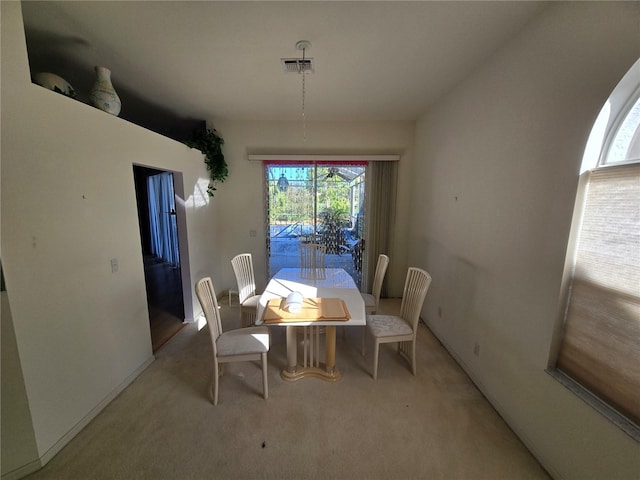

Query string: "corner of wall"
[[1, 291, 39, 478]]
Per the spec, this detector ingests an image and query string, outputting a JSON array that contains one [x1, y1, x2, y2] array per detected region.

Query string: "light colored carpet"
[[26, 299, 550, 480]]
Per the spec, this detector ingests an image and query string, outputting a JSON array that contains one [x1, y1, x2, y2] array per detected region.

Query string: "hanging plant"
[[184, 127, 228, 196]]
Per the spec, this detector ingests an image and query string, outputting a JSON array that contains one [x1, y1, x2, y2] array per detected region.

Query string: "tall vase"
[[89, 66, 121, 116]]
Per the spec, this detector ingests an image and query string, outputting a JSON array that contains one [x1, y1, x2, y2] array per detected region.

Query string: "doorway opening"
[[133, 165, 186, 352], [265, 162, 366, 287]]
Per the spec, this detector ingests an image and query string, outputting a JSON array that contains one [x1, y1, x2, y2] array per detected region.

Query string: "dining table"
[[256, 268, 366, 381]]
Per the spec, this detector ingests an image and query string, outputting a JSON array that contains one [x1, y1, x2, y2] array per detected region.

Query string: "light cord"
[[301, 47, 307, 142]]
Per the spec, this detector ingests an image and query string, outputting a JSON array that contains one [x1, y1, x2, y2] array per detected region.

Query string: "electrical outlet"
[[250, 229, 257, 237], [110, 258, 119, 273], [473, 342, 480, 356]]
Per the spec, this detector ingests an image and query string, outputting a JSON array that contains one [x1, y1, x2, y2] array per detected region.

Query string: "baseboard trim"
[[16, 355, 155, 479], [1, 458, 42, 480], [423, 319, 560, 480]]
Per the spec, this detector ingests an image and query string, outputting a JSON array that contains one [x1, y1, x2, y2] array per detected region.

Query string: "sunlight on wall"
[[186, 178, 211, 209], [196, 313, 207, 331]]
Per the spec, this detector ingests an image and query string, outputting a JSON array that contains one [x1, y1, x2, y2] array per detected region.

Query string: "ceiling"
[[20, 1, 546, 139]]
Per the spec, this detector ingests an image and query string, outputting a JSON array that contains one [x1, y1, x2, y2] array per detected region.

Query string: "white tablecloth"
[[257, 268, 366, 327]]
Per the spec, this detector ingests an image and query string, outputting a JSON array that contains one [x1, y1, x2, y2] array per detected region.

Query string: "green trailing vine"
[[185, 127, 228, 197]]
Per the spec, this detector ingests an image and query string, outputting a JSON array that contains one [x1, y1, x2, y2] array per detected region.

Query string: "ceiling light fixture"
[[296, 40, 312, 142], [277, 173, 289, 192]]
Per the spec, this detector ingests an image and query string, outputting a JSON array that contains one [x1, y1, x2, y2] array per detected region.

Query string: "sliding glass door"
[[265, 162, 366, 288]]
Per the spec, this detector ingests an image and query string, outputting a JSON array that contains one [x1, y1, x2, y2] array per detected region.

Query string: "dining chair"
[[359, 254, 389, 347], [195, 276, 270, 405], [364, 267, 432, 379], [299, 243, 326, 272], [231, 253, 260, 326], [362, 254, 390, 314]]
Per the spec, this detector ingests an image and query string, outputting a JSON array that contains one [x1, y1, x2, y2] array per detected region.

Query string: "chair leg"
[[212, 366, 219, 406], [261, 352, 268, 400], [411, 339, 417, 376], [372, 339, 380, 380], [362, 326, 367, 356]]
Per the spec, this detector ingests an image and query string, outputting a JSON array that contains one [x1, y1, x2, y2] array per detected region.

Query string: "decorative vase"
[[89, 66, 121, 116], [33, 72, 76, 98]]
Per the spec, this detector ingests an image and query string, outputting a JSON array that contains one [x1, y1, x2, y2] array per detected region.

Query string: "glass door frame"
[[264, 161, 367, 287]]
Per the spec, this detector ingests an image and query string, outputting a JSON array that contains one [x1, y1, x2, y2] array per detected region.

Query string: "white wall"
[[1, 292, 39, 477], [206, 119, 415, 298], [409, 2, 640, 479], [1, 2, 215, 475]]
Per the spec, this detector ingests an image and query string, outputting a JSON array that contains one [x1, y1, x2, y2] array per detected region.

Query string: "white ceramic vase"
[[89, 66, 121, 116], [33, 72, 76, 98]]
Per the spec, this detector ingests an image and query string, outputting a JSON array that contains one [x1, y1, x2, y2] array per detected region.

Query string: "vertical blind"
[[557, 163, 640, 425]]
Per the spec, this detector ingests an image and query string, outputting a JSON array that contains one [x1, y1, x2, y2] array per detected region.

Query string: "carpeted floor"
[[25, 299, 550, 480]]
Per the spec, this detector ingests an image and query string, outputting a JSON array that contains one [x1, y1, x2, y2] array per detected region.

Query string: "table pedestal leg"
[[285, 325, 297, 374], [325, 326, 336, 374], [281, 325, 342, 382]]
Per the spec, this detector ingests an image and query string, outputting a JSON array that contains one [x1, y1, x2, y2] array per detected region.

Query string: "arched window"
[[603, 94, 640, 165], [551, 59, 640, 438]]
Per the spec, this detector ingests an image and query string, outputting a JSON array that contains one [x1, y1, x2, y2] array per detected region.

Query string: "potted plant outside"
[[319, 206, 350, 255]]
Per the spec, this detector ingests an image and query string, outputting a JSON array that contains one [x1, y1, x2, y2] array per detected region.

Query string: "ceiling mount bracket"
[[296, 40, 311, 52]]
